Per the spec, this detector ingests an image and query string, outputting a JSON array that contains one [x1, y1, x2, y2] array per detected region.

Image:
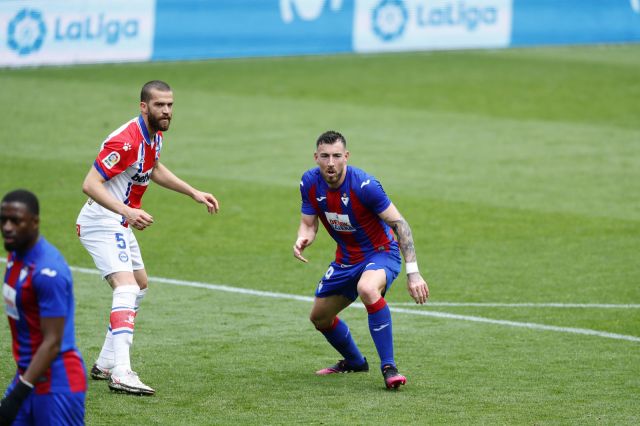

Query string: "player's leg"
[[311, 295, 369, 374], [77, 224, 153, 395], [357, 252, 406, 389], [77, 223, 123, 380], [311, 264, 368, 374]]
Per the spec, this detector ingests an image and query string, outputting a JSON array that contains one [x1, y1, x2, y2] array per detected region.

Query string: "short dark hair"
[[316, 130, 346, 148], [140, 80, 172, 103], [1, 189, 39, 216]]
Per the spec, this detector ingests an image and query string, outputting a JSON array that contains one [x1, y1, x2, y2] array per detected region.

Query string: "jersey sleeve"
[[360, 177, 391, 214], [33, 266, 70, 318], [300, 173, 317, 215], [94, 136, 139, 180]]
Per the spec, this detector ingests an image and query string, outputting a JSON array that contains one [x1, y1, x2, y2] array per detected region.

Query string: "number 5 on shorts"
[[115, 232, 127, 249]]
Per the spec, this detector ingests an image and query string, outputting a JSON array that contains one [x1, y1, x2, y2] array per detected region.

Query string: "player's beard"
[[148, 112, 171, 133], [322, 168, 343, 186]]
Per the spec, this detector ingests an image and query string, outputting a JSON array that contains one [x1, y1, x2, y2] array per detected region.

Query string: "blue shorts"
[[9, 390, 85, 426], [315, 249, 402, 301]]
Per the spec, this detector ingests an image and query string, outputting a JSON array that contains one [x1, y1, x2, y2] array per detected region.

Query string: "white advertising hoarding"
[[354, 0, 512, 52], [0, 0, 155, 67]]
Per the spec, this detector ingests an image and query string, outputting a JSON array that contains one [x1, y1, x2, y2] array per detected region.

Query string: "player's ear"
[[344, 150, 350, 160], [140, 101, 148, 114]]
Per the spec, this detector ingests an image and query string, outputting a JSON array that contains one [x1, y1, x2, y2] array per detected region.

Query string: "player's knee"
[[309, 313, 333, 331], [137, 279, 148, 290], [357, 281, 382, 305]]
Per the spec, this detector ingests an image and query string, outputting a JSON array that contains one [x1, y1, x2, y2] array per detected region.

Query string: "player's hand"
[[193, 191, 219, 214], [407, 273, 429, 304], [293, 237, 311, 263], [0, 377, 33, 425], [124, 207, 154, 231]]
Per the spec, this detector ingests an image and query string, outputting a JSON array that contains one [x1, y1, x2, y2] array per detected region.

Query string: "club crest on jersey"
[[102, 152, 120, 169], [341, 193, 349, 206], [324, 212, 356, 232], [19, 267, 28, 282]]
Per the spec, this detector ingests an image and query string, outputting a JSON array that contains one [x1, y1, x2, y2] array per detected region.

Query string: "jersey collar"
[[137, 114, 153, 146]]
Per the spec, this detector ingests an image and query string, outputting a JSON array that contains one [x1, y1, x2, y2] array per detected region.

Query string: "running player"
[[293, 131, 429, 389], [1, 189, 86, 425], [76, 80, 219, 395]]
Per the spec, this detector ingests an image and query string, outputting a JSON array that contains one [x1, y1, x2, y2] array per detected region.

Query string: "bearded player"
[[76, 80, 219, 395]]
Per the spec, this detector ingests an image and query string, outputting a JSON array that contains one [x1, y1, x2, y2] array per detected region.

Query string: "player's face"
[[0, 202, 39, 253], [315, 141, 349, 188], [141, 89, 174, 133]]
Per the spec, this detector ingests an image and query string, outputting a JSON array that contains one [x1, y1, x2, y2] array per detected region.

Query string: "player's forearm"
[[297, 219, 318, 242], [21, 337, 60, 385], [389, 217, 417, 263], [151, 164, 197, 197], [82, 171, 129, 216]]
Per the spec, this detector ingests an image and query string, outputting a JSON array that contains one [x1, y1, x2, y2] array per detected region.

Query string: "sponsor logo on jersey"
[[131, 172, 151, 183], [316, 196, 326, 202], [118, 251, 129, 262], [324, 212, 356, 232], [102, 151, 120, 169], [3, 283, 19, 320], [123, 142, 132, 151], [360, 179, 371, 188]]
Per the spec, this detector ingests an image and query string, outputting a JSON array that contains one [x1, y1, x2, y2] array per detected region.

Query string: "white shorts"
[[77, 222, 144, 279]]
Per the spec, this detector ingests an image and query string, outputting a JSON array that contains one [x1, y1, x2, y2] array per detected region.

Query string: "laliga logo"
[[7, 8, 46, 56], [280, 0, 344, 23], [372, 0, 409, 41]]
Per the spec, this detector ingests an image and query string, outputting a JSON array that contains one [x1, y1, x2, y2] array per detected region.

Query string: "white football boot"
[[108, 370, 155, 396]]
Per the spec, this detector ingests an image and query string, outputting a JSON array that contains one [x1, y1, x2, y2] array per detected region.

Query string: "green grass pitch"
[[1, 44, 639, 424]]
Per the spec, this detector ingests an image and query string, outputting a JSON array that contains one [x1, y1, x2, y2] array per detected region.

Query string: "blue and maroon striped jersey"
[[3, 237, 86, 394], [300, 165, 398, 265]]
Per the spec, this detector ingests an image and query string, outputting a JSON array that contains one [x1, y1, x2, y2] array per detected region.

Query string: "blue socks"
[[319, 317, 366, 367], [366, 297, 395, 369]]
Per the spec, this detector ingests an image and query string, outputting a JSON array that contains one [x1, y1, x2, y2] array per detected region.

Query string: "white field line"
[[391, 302, 640, 309], [62, 265, 640, 344]]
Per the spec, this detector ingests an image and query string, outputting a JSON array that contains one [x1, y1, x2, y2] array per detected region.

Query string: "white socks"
[[97, 287, 147, 371], [97, 285, 143, 375]]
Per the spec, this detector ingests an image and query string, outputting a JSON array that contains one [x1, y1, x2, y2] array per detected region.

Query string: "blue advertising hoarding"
[[511, 0, 640, 46], [1, 0, 639, 67], [152, 0, 354, 60]]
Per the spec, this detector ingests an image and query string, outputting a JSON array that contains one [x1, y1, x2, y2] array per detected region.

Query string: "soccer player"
[[293, 131, 429, 389], [1, 190, 86, 425], [76, 80, 219, 395]]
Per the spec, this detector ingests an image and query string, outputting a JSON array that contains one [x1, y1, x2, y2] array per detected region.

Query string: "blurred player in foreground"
[[76, 80, 219, 395], [293, 131, 429, 389], [1, 190, 86, 425]]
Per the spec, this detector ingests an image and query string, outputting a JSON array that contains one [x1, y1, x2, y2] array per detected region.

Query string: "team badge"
[[341, 193, 349, 206], [101, 152, 121, 169], [19, 267, 28, 282]]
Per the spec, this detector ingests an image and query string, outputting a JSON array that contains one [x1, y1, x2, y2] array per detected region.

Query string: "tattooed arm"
[[379, 203, 429, 304]]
